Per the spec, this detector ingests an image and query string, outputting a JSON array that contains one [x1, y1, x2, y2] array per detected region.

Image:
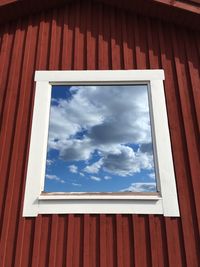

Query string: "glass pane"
[[44, 85, 157, 193]]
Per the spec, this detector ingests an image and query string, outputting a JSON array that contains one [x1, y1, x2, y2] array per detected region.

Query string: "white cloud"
[[103, 145, 153, 176], [104, 175, 112, 180], [90, 176, 101, 181], [79, 172, 85, 177], [148, 172, 156, 179], [48, 85, 151, 148], [120, 182, 156, 192], [59, 139, 93, 161], [84, 159, 103, 174], [46, 174, 65, 184], [69, 165, 78, 173], [46, 159, 54, 166], [72, 183, 82, 187]]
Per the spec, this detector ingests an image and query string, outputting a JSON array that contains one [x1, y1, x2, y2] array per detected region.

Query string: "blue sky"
[[44, 85, 157, 193]]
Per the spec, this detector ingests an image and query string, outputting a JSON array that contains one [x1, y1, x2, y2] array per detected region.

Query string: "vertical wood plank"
[[100, 214, 107, 267], [83, 214, 90, 267], [116, 215, 124, 267], [65, 215, 75, 266]]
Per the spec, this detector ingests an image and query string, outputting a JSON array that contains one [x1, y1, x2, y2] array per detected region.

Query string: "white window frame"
[[23, 70, 180, 217]]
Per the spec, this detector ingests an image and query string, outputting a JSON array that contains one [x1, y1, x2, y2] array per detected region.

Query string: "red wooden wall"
[[0, 1, 200, 266]]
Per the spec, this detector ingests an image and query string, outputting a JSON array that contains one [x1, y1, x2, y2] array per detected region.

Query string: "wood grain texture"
[[0, 1, 199, 266]]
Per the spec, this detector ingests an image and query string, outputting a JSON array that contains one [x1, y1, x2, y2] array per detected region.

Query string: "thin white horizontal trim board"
[[23, 70, 179, 217], [38, 194, 162, 200], [35, 70, 165, 82], [38, 199, 163, 215]]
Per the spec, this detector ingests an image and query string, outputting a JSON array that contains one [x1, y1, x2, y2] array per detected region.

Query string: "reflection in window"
[[44, 85, 157, 193]]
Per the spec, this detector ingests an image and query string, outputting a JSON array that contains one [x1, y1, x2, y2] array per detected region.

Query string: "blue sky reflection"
[[44, 85, 157, 193]]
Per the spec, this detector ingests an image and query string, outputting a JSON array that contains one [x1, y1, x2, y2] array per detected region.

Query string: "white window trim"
[[23, 70, 180, 217]]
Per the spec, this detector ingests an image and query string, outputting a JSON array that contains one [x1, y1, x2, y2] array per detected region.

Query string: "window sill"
[[39, 192, 162, 200]]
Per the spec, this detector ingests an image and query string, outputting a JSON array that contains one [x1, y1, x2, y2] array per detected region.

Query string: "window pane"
[[44, 85, 157, 193]]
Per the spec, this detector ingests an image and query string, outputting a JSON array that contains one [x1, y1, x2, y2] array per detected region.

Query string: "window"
[[23, 70, 180, 217]]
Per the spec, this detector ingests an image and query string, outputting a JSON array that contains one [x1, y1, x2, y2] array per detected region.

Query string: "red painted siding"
[[0, 1, 200, 266]]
